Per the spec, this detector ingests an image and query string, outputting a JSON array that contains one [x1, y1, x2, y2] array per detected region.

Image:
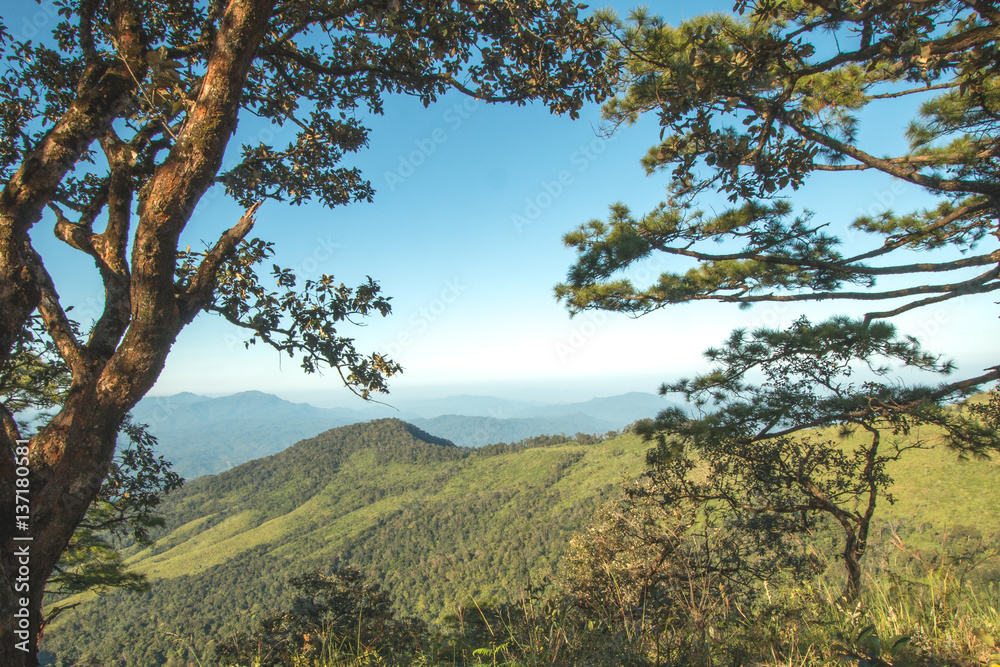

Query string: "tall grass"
[[161, 528, 999, 667], [435, 527, 1000, 667]]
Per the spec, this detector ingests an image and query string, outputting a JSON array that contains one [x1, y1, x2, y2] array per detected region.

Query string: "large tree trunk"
[[1, 409, 122, 661], [0, 0, 275, 662], [0, 17, 146, 662]]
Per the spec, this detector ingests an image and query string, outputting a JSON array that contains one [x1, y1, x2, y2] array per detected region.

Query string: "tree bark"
[[841, 527, 864, 603], [0, 0, 276, 663]]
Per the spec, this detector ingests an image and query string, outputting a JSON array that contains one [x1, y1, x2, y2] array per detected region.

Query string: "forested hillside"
[[39, 413, 1000, 666], [40, 420, 649, 665]]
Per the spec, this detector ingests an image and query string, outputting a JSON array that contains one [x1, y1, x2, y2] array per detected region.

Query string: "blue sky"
[[8, 0, 997, 407]]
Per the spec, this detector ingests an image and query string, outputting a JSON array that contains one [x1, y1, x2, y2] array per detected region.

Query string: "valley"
[[40, 404, 1000, 666]]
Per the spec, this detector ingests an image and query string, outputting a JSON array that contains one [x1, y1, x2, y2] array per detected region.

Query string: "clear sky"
[[8, 0, 997, 408]]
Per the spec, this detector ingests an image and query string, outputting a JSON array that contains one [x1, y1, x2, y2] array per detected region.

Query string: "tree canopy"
[[0, 0, 608, 662], [556, 0, 1000, 607], [558, 0, 1000, 421]]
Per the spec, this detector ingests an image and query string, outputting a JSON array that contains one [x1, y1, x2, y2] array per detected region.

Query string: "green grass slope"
[[40, 413, 998, 666], [41, 419, 651, 666]]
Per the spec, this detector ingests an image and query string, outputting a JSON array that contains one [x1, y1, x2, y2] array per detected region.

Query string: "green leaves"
[[833, 623, 911, 667], [561, 1, 1000, 325], [557, 8, 1000, 547], [2, 0, 612, 401], [653, 315, 964, 441], [557, 199, 858, 315], [178, 237, 401, 400], [214, 566, 428, 667]]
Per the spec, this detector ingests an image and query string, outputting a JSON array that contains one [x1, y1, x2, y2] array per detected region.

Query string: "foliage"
[[635, 317, 1000, 601], [555, 0, 1000, 446], [0, 313, 70, 430], [558, 485, 1000, 667], [214, 566, 427, 667], [969, 385, 1000, 434], [553, 0, 1000, 622], [0, 0, 609, 657], [561, 473, 824, 666], [558, 1, 1000, 327]]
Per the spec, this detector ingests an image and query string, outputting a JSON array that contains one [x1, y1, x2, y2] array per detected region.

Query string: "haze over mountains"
[[131, 390, 675, 478]]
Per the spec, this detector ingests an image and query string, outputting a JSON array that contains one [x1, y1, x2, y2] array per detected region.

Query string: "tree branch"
[[99, 0, 278, 412], [0, 0, 147, 372], [179, 201, 262, 318], [86, 132, 135, 357], [651, 264, 1000, 307], [844, 199, 994, 263], [25, 246, 89, 378], [781, 110, 999, 196]]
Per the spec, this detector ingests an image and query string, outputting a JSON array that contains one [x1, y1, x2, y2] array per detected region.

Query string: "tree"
[[1, 311, 182, 629], [557, 0, 999, 402], [556, 1, 1000, 600], [0, 0, 608, 662], [642, 317, 1000, 601], [562, 476, 815, 665], [213, 566, 427, 666]]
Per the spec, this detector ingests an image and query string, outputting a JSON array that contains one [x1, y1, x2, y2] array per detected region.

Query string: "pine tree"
[[556, 0, 1000, 599]]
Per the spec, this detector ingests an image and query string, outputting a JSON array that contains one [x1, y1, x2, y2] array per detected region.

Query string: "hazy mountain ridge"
[[132, 390, 674, 478], [409, 413, 619, 447]]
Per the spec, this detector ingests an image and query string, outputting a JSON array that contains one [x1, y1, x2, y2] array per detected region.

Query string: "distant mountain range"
[[129, 390, 675, 478]]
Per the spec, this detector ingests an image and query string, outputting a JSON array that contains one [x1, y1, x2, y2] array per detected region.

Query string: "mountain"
[[130, 391, 675, 478], [128, 391, 365, 478], [510, 391, 674, 424], [388, 394, 542, 418], [42, 420, 652, 666], [410, 413, 619, 447], [42, 408, 1000, 666], [374, 391, 674, 423]]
